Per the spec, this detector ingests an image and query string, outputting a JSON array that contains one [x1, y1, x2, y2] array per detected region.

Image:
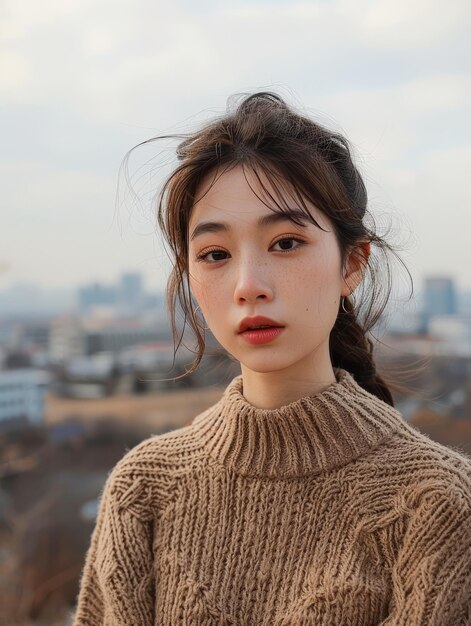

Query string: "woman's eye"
[[272, 237, 305, 252], [196, 249, 229, 263], [195, 237, 305, 263]]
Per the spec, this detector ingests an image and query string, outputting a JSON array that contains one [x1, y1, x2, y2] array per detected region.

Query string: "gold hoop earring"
[[341, 293, 356, 313]]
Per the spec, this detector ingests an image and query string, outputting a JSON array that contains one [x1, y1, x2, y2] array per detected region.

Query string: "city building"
[[428, 315, 471, 357], [49, 315, 171, 363], [424, 277, 457, 317], [0, 368, 50, 428], [118, 273, 143, 315], [78, 282, 117, 313], [49, 316, 84, 362], [77, 272, 163, 317]]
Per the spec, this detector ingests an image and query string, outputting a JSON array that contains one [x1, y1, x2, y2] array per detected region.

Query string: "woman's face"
[[187, 165, 363, 380]]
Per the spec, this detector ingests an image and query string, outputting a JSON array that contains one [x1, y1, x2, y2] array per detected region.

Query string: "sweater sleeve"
[[380, 481, 471, 626], [72, 468, 155, 626]]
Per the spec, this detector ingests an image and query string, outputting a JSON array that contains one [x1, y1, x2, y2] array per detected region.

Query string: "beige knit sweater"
[[73, 369, 471, 625]]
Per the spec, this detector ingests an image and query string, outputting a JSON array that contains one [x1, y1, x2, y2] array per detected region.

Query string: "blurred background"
[[1, 0, 470, 623]]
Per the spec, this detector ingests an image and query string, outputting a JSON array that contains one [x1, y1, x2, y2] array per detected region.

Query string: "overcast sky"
[[1, 0, 470, 298]]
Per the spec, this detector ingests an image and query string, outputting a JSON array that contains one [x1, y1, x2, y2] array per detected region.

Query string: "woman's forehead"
[[190, 164, 328, 230]]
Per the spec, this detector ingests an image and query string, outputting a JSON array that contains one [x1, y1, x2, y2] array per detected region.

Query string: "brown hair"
[[125, 92, 411, 406]]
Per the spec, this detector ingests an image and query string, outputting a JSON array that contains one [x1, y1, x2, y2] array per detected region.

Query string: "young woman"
[[73, 92, 471, 625]]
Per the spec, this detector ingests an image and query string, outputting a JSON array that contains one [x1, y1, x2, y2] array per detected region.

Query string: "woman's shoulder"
[[377, 413, 471, 498], [100, 420, 206, 519], [114, 416, 206, 477], [344, 372, 471, 495]]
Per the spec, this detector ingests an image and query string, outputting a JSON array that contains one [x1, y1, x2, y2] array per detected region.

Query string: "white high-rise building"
[[0, 368, 50, 426]]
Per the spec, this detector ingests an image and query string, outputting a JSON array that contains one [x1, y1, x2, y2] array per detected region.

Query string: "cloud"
[[0, 51, 30, 92], [360, 0, 471, 46]]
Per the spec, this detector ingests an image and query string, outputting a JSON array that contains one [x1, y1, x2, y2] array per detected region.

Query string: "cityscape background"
[[1, 270, 471, 625]]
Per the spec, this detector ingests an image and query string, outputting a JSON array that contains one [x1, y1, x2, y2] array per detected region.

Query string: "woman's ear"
[[341, 242, 370, 296]]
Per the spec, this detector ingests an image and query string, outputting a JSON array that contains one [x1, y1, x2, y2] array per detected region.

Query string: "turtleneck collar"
[[191, 368, 405, 479]]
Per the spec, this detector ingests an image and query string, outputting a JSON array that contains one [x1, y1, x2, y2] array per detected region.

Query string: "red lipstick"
[[237, 316, 285, 345], [238, 316, 284, 333]]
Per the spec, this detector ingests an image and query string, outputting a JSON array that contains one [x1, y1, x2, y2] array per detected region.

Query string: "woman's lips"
[[238, 316, 283, 333], [239, 326, 285, 345]]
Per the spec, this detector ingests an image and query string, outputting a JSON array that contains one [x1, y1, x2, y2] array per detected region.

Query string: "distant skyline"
[[1, 273, 471, 320], [2, 0, 470, 291]]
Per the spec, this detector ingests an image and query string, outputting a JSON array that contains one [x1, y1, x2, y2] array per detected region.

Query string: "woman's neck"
[[192, 367, 404, 479], [240, 354, 337, 409]]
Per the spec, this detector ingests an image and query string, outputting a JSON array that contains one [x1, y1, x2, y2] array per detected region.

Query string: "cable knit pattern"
[[73, 369, 471, 625]]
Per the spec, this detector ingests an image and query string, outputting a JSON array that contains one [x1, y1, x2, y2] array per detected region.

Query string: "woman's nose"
[[233, 260, 274, 305]]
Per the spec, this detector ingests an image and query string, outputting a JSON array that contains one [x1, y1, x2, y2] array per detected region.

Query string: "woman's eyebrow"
[[190, 208, 310, 241]]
